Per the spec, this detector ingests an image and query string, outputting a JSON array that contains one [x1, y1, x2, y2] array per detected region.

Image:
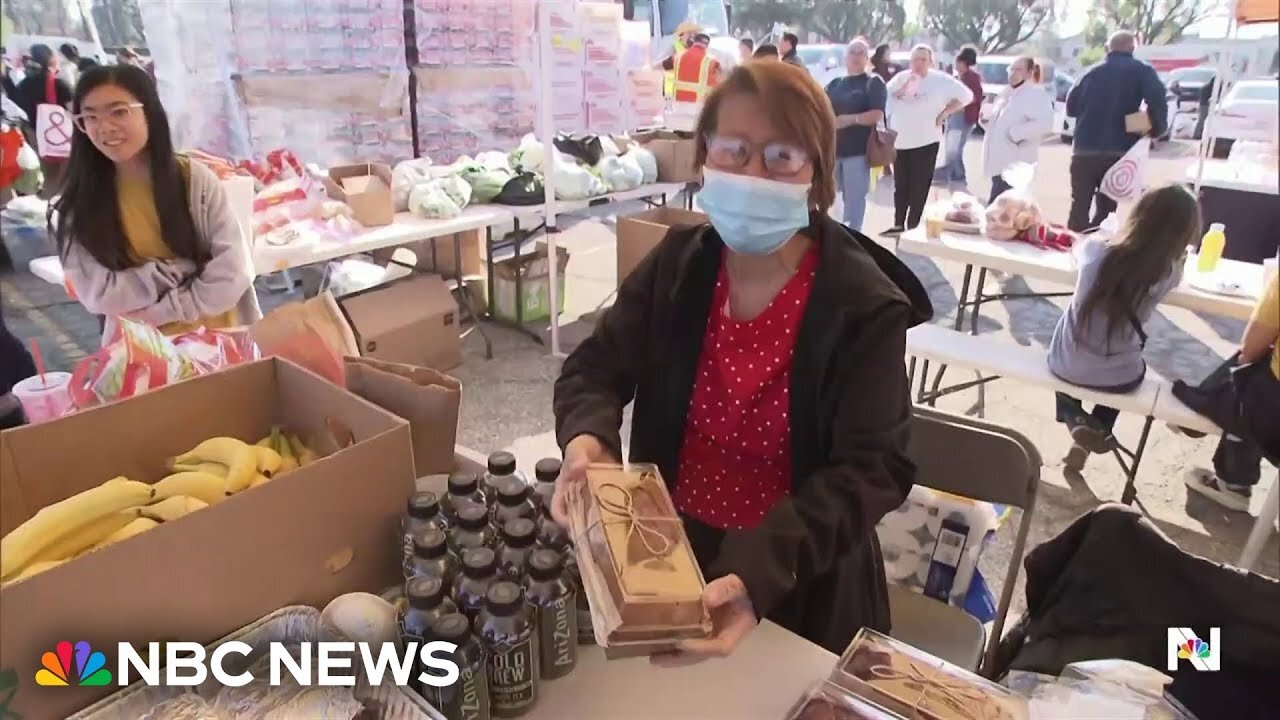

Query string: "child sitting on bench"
[[1046, 184, 1200, 470]]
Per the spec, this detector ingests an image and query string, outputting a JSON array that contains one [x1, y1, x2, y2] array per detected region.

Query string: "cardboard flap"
[[343, 356, 461, 476]]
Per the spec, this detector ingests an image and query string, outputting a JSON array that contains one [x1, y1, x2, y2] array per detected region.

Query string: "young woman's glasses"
[[72, 102, 143, 133], [704, 134, 810, 178]]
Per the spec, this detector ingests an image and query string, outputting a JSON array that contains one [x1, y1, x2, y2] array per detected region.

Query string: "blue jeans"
[[835, 154, 870, 231], [940, 115, 974, 184]]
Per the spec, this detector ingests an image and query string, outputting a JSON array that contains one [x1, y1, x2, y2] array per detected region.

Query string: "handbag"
[[866, 121, 897, 169]]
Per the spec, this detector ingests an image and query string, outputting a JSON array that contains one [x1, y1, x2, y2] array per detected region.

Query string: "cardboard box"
[[635, 130, 698, 183], [344, 356, 461, 477], [615, 207, 708, 284], [337, 274, 462, 371], [493, 243, 569, 324], [0, 358, 416, 718], [324, 163, 394, 227], [372, 228, 485, 279]]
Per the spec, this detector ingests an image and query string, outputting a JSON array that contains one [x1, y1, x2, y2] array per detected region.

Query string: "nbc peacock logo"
[[35, 641, 113, 687], [1178, 637, 1211, 661]]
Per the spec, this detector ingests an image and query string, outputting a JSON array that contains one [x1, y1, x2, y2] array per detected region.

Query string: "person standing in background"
[[936, 46, 984, 190], [779, 32, 803, 68], [826, 38, 886, 232], [882, 45, 972, 236], [1064, 30, 1167, 232], [11, 44, 73, 198], [57, 44, 82, 87], [754, 44, 780, 61], [739, 36, 754, 64], [981, 56, 1054, 203]]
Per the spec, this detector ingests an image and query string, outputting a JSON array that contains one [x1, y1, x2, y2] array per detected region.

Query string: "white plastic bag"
[[631, 146, 659, 184], [438, 174, 473, 209], [408, 180, 463, 219], [391, 158, 434, 211], [598, 154, 644, 192], [553, 152, 607, 200], [1100, 137, 1149, 203], [985, 162, 1042, 241]]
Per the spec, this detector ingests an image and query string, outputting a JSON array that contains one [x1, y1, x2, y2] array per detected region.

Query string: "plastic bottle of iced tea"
[[443, 471, 486, 523], [496, 518, 538, 583], [454, 546, 500, 623], [483, 451, 522, 506], [530, 457, 560, 515], [491, 477, 536, 530], [524, 548, 577, 680], [478, 581, 539, 717], [409, 526, 459, 590], [449, 502, 497, 554], [403, 491, 448, 575], [423, 612, 491, 720]]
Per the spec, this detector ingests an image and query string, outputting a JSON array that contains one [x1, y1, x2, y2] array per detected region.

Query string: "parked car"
[[1167, 66, 1217, 110], [798, 43, 845, 87], [1209, 78, 1279, 157]]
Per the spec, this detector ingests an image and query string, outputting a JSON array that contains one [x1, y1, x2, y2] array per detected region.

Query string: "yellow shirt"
[[117, 156, 236, 335], [1251, 272, 1279, 379]]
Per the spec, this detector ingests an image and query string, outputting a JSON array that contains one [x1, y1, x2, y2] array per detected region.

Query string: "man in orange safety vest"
[[672, 34, 720, 104]]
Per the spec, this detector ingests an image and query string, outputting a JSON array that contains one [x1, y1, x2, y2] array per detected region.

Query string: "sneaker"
[[1184, 469, 1251, 512], [1063, 444, 1088, 472], [881, 226, 904, 237], [1069, 418, 1114, 454]]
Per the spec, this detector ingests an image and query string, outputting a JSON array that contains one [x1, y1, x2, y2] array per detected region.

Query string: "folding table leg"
[[971, 267, 989, 417], [1119, 416, 1155, 505], [450, 232, 492, 360]]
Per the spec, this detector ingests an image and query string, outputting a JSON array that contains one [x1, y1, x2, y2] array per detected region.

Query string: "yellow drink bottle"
[[1197, 222, 1226, 273]]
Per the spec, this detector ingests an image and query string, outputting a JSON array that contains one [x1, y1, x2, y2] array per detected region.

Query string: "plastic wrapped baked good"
[[1003, 671, 1192, 720], [566, 463, 711, 657], [140, 694, 233, 720], [784, 681, 899, 720]]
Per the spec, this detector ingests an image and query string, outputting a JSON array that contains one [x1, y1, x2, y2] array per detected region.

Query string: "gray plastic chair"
[[887, 405, 1041, 676]]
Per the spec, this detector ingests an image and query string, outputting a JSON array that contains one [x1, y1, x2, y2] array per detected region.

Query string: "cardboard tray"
[[70, 606, 445, 720]]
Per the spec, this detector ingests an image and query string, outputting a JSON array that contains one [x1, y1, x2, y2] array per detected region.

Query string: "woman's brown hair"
[[693, 61, 837, 212], [1016, 55, 1043, 84], [1077, 184, 1201, 341]]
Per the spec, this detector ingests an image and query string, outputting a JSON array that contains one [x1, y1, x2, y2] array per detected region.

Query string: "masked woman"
[[550, 60, 932, 658]]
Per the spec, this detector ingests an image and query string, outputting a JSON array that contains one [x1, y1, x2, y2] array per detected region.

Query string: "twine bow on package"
[[566, 463, 711, 658]]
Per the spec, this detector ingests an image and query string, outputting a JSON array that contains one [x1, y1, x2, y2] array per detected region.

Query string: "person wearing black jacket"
[[11, 44, 73, 198], [0, 296, 37, 429], [550, 61, 932, 657]]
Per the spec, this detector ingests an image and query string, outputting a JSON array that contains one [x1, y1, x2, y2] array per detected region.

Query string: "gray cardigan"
[[58, 159, 261, 343]]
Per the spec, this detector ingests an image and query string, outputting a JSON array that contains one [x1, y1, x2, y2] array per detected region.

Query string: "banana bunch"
[[0, 430, 320, 587]]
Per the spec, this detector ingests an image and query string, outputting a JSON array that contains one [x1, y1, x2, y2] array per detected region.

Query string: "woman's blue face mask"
[[697, 167, 811, 256]]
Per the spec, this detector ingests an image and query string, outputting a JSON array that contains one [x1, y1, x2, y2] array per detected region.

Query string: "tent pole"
[[1192, 0, 1239, 195]]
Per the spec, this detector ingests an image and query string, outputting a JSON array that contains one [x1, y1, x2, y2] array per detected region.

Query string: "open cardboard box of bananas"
[[0, 357, 417, 719]]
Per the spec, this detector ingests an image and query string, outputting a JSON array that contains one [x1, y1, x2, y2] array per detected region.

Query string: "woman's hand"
[[650, 574, 759, 667], [549, 434, 615, 528]]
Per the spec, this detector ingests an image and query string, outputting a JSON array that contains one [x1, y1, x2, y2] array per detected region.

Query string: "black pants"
[[893, 142, 939, 229], [1054, 393, 1121, 433], [1174, 355, 1280, 487], [1067, 153, 1123, 232], [0, 296, 36, 395], [990, 175, 1012, 205]]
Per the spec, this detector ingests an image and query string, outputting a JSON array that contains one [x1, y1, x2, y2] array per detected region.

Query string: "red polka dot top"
[[674, 245, 819, 531]]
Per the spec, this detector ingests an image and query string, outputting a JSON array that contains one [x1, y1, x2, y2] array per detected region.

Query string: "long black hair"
[[1077, 184, 1202, 341], [51, 63, 207, 273]]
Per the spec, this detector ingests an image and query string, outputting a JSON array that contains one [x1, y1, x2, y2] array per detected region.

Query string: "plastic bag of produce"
[[460, 165, 514, 203], [408, 180, 463, 219], [599, 153, 644, 192], [630, 146, 659, 184], [391, 157, 434, 211], [511, 133, 546, 173], [554, 151, 607, 200], [475, 150, 512, 171], [493, 171, 545, 206], [438, 174, 473, 209]]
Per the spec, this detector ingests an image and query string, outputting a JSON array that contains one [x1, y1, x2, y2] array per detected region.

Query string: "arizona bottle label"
[[488, 640, 538, 715], [427, 661, 490, 720], [538, 595, 577, 679]]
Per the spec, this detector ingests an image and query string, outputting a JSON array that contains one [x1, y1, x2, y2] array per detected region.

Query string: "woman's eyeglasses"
[[72, 102, 143, 133], [704, 134, 810, 178]]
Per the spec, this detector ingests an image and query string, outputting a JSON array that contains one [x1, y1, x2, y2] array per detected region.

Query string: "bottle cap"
[[406, 575, 447, 609], [527, 548, 565, 581], [534, 457, 561, 483], [455, 502, 489, 530], [430, 613, 471, 642], [448, 472, 480, 496], [487, 451, 517, 476], [501, 518, 537, 547], [1210, 222, 1225, 232], [485, 581, 524, 615], [496, 477, 530, 506], [412, 527, 448, 559], [461, 547, 497, 578], [407, 491, 440, 520]]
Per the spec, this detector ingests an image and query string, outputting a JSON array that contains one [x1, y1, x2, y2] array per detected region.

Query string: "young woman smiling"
[[50, 64, 258, 343]]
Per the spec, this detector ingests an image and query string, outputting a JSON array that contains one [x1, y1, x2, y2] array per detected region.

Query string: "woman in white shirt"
[[981, 56, 1055, 203], [883, 45, 972, 236]]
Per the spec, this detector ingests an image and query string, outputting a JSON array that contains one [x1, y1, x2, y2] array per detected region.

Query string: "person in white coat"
[[981, 56, 1055, 204]]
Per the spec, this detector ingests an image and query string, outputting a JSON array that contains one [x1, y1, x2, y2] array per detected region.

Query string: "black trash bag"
[[493, 171, 545, 206], [553, 133, 604, 166]]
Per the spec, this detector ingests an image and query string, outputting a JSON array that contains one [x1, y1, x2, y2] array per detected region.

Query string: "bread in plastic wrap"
[[139, 693, 232, 720]]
